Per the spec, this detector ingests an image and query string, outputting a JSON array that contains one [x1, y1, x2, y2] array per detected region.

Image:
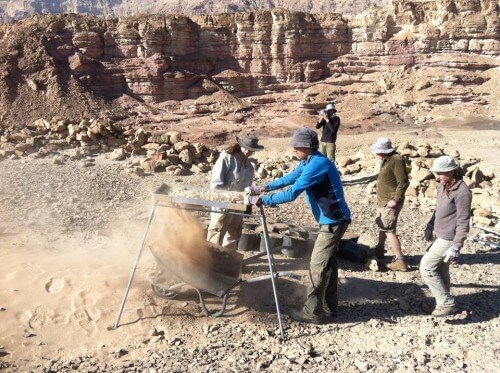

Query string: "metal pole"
[[113, 201, 157, 329], [475, 225, 500, 237], [259, 205, 286, 341], [470, 238, 500, 250]]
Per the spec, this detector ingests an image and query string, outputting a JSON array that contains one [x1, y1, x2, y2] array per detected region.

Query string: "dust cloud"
[[148, 207, 244, 297], [148, 208, 214, 283]]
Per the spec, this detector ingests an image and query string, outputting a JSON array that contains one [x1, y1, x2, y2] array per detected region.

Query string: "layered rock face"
[[0, 0, 498, 125], [0, 0, 384, 24], [44, 11, 352, 101]]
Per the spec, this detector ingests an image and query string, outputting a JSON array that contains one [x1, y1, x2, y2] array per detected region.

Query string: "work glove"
[[424, 224, 434, 242], [443, 242, 463, 263], [244, 194, 262, 206], [244, 185, 262, 196]]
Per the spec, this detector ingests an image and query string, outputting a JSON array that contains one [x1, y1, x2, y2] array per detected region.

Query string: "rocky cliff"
[[0, 0, 384, 24], [0, 0, 498, 130]]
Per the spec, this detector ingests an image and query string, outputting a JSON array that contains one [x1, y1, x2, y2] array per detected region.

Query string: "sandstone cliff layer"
[[1, 0, 385, 24], [0, 0, 498, 127]]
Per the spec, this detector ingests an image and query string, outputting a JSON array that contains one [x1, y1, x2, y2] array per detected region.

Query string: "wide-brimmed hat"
[[370, 137, 395, 154], [430, 156, 459, 173], [289, 128, 319, 148], [236, 134, 264, 152], [325, 103, 337, 112]]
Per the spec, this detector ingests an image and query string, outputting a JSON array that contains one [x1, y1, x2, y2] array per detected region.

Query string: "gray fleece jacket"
[[428, 179, 472, 244]]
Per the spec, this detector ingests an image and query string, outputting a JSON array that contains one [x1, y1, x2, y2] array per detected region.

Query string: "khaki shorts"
[[375, 203, 403, 232]]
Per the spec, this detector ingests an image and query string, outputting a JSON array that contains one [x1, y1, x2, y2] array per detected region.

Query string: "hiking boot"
[[386, 258, 408, 272], [367, 245, 385, 259], [289, 308, 324, 324], [431, 306, 457, 317]]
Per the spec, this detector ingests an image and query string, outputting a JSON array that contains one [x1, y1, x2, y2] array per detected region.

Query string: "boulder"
[[166, 131, 182, 145], [417, 147, 430, 157], [179, 149, 194, 166], [405, 187, 418, 197], [472, 216, 494, 227], [131, 129, 147, 149], [398, 147, 413, 157], [429, 147, 444, 157], [412, 167, 434, 182], [33, 119, 51, 130], [472, 193, 500, 214], [174, 141, 191, 152], [111, 148, 127, 161], [133, 167, 145, 176], [470, 167, 485, 187], [338, 156, 353, 168], [473, 208, 492, 218], [424, 180, 438, 198], [346, 163, 362, 174], [50, 120, 68, 133]]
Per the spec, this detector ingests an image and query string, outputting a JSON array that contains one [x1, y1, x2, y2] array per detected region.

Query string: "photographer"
[[315, 103, 340, 163]]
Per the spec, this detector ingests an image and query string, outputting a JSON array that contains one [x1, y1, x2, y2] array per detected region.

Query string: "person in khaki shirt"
[[369, 137, 410, 271]]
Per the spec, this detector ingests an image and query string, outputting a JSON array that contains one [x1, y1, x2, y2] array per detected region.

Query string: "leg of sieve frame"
[[114, 201, 157, 329], [259, 205, 286, 341]]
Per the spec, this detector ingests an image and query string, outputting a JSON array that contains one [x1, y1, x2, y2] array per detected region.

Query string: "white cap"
[[430, 156, 459, 173], [325, 103, 336, 112], [370, 137, 395, 154]]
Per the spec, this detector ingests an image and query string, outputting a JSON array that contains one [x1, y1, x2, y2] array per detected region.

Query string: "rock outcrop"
[[0, 0, 385, 24], [0, 1, 498, 128]]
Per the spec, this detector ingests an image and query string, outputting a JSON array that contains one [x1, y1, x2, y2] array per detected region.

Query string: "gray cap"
[[289, 128, 319, 148], [236, 133, 264, 152]]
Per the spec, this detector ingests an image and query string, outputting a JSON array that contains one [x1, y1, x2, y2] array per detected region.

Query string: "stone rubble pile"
[[0, 117, 219, 176], [0, 120, 497, 226], [0, 116, 291, 180]]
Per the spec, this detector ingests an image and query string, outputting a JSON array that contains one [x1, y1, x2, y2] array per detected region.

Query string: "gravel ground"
[[0, 129, 499, 372]]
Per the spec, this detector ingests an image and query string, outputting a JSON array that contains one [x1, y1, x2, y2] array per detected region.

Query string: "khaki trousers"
[[320, 142, 336, 163], [419, 237, 455, 307], [206, 212, 243, 251], [303, 222, 349, 318]]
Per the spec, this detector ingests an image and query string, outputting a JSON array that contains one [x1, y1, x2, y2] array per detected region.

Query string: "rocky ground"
[[0, 124, 499, 372]]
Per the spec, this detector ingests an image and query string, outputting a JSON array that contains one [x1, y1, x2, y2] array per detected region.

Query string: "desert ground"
[[0, 117, 499, 372]]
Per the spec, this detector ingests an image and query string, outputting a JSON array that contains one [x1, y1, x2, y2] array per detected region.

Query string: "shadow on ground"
[[134, 251, 499, 326]]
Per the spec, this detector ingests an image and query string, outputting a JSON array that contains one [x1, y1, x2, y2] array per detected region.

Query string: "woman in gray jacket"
[[207, 134, 263, 250], [420, 156, 472, 317]]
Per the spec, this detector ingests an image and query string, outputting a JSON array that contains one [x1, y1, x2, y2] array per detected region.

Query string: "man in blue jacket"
[[248, 128, 351, 324]]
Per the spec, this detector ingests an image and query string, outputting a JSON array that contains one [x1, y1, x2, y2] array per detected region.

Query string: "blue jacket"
[[261, 151, 351, 225]]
